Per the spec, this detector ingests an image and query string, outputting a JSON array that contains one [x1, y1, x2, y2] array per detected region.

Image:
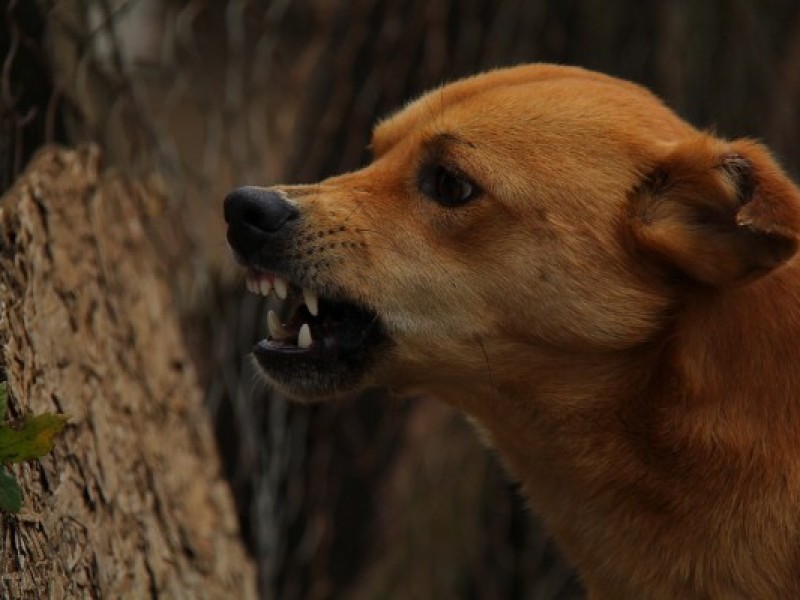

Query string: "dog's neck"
[[418, 263, 800, 591]]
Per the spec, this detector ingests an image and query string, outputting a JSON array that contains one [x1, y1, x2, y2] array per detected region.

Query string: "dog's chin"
[[251, 294, 391, 401], [253, 351, 378, 401]]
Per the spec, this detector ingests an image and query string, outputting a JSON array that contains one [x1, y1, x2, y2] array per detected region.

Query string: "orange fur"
[[254, 65, 800, 598]]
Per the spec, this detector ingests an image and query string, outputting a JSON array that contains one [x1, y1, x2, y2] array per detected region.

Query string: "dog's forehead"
[[372, 64, 690, 157]]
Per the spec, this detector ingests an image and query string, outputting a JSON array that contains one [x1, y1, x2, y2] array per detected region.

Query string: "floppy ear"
[[629, 136, 800, 286]]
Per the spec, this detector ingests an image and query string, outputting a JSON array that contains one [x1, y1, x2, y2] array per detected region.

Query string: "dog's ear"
[[629, 136, 800, 286]]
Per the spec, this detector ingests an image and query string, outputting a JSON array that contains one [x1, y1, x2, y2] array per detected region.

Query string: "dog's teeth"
[[303, 288, 319, 316], [274, 276, 288, 300], [267, 310, 287, 339], [246, 278, 256, 294], [298, 324, 312, 349], [259, 279, 272, 296]]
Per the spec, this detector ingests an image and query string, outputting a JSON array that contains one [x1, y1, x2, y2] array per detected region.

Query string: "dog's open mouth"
[[244, 269, 388, 397]]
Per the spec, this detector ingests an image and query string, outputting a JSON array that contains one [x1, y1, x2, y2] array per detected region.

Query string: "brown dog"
[[224, 64, 800, 599]]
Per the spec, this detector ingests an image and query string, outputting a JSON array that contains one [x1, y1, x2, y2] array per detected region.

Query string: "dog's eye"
[[419, 165, 478, 207]]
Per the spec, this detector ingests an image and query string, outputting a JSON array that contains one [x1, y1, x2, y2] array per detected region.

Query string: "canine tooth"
[[259, 279, 272, 296], [267, 310, 287, 339], [298, 324, 312, 349], [274, 276, 288, 299], [303, 288, 319, 316]]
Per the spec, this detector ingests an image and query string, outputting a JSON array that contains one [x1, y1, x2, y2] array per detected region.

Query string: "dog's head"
[[225, 65, 800, 401]]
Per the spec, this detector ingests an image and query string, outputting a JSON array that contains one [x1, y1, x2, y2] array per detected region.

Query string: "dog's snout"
[[225, 186, 299, 257]]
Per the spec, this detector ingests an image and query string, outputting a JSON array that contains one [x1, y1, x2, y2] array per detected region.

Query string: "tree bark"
[[0, 145, 256, 599]]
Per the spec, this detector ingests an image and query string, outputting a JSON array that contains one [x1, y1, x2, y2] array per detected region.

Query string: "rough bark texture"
[[0, 145, 256, 599]]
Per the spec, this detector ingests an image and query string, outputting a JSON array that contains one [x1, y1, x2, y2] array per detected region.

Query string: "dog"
[[224, 64, 800, 599]]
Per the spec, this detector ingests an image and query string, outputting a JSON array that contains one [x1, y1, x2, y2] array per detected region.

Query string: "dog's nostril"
[[243, 205, 269, 229], [224, 186, 299, 233]]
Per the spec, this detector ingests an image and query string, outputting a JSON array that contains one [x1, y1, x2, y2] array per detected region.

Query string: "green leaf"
[[0, 467, 22, 513], [0, 382, 7, 422], [0, 413, 70, 464]]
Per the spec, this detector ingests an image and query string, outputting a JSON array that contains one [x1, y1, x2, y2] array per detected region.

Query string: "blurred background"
[[3, 1, 800, 598]]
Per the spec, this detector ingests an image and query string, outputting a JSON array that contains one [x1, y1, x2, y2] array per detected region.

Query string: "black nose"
[[224, 186, 299, 257]]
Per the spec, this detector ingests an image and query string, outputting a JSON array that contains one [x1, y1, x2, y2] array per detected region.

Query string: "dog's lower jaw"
[[252, 350, 384, 401], [252, 328, 396, 401]]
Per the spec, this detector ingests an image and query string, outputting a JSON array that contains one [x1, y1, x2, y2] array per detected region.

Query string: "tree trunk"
[[0, 145, 256, 599]]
